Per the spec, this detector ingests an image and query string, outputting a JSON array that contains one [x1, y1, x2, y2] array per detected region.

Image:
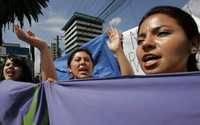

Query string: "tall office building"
[[50, 42, 60, 60], [50, 42, 57, 60], [62, 12, 103, 53], [50, 35, 61, 60]]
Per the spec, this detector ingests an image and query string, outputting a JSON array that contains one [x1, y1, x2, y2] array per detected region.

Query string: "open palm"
[[107, 28, 123, 53], [14, 24, 46, 50]]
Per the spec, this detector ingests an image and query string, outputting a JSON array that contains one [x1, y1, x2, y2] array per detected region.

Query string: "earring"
[[196, 50, 200, 70], [196, 49, 200, 62], [68, 69, 74, 79], [191, 48, 198, 54]]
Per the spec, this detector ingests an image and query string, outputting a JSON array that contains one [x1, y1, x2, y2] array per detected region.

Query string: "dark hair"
[[0, 55, 33, 82], [138, 5, 200, 71], [67, 48, 94, 67]]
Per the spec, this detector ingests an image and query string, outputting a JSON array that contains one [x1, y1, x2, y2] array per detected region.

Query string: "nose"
[[142, 34, 156, 52], [80, 59, 86, 65]]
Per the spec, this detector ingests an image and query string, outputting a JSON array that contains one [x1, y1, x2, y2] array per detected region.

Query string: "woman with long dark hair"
[[136, 6, 200, 74]]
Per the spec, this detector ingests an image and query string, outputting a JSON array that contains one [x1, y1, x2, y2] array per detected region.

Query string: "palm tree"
[[0, 0, 49, 46]]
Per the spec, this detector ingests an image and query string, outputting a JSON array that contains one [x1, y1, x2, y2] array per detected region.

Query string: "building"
[[50, 42, 57, 60], [50, 35, 61, 60], [62, 12, 103, 53], [1, 43, 30, 59], [50, 42, 60, 60]]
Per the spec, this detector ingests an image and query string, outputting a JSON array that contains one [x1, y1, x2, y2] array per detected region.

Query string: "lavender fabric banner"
[[0, 80, 37, 125], [0, 81, 48, 125], [1, 72, 200, 125], [44, 72, 200, 125]]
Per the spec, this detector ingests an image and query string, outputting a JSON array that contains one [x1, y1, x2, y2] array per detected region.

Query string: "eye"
[[137, 39, 144, 45], [157, 31, 171, 37], [5, 63, 10, 67], [13, 63, 20, 67], [84, 57, 90, 62], [74, 58, 81, 62]]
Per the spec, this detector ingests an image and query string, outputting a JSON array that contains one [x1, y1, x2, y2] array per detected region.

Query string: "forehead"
[[4, 57, 21, 66], [5, 58, 13, 63], [73, 51, 91, 58], [139, 13, 180, 32]]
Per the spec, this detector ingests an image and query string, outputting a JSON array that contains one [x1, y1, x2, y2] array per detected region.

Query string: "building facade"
[[50, 42, 60, 60], [62, 12, 103, 53], [50, 35, 62, 60], [0, 43, 30, 60]]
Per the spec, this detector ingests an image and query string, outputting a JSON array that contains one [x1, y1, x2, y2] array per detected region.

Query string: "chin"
[[144, 68, 175, 74], [5, 78, 17, 81], [143, 68, 164, 74], [78, 74, 91, 79]]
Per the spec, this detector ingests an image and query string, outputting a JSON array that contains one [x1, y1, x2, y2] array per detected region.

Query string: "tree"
[[0, 0, 49, 46]]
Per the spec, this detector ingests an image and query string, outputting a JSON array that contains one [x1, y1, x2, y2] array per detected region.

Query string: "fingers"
[[14, 24, 28, 41], [107, 27, 123, 43], [14, 24, 36, 41], [13, 24, 47, 50], [27, 30, 35, 36], [107, 27, 121, 38], [14, 24, 19, 32], [46, 78, 56, 84], [14, 24, 21, 35], [107, 27, 115, 38], [14, 24, 33, 36]]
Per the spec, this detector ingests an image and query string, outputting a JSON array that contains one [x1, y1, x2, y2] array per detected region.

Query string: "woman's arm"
[[14, 25, 57, 82], [107, 27, 134, 76]]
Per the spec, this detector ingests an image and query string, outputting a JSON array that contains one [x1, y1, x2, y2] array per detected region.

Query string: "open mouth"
[[142, 54, 161, 69], [78, 67, 89, 74], [6, 69, 16, 77], [142, 54, 161, 62]]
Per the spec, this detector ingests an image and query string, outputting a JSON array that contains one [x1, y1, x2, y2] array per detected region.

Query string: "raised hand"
[[107, 27, 123, 54], [14, 24, 46, 50], [14, 24, 29, 41], [107, 27, 134, 75], [14, 24, 57, 82]]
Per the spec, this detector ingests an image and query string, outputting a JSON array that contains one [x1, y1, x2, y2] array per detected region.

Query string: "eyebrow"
[[74, 56, 90, 59], [138, 25, 172, 38]]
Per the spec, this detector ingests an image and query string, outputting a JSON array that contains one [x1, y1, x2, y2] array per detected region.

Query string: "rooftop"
[[62, 12, 103, 30]]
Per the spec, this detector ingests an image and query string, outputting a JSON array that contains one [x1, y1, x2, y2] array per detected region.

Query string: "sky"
[[3, 0, 188, 49], [3, 0, 196, 74]]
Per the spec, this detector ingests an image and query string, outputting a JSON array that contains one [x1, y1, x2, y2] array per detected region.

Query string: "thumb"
[[14, 24, 20, 33]]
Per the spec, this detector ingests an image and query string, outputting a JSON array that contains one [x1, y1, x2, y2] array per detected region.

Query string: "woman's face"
[[136, 13, 193, 74], [69, 51, 93, 79], [3, 58, 23, 80]]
